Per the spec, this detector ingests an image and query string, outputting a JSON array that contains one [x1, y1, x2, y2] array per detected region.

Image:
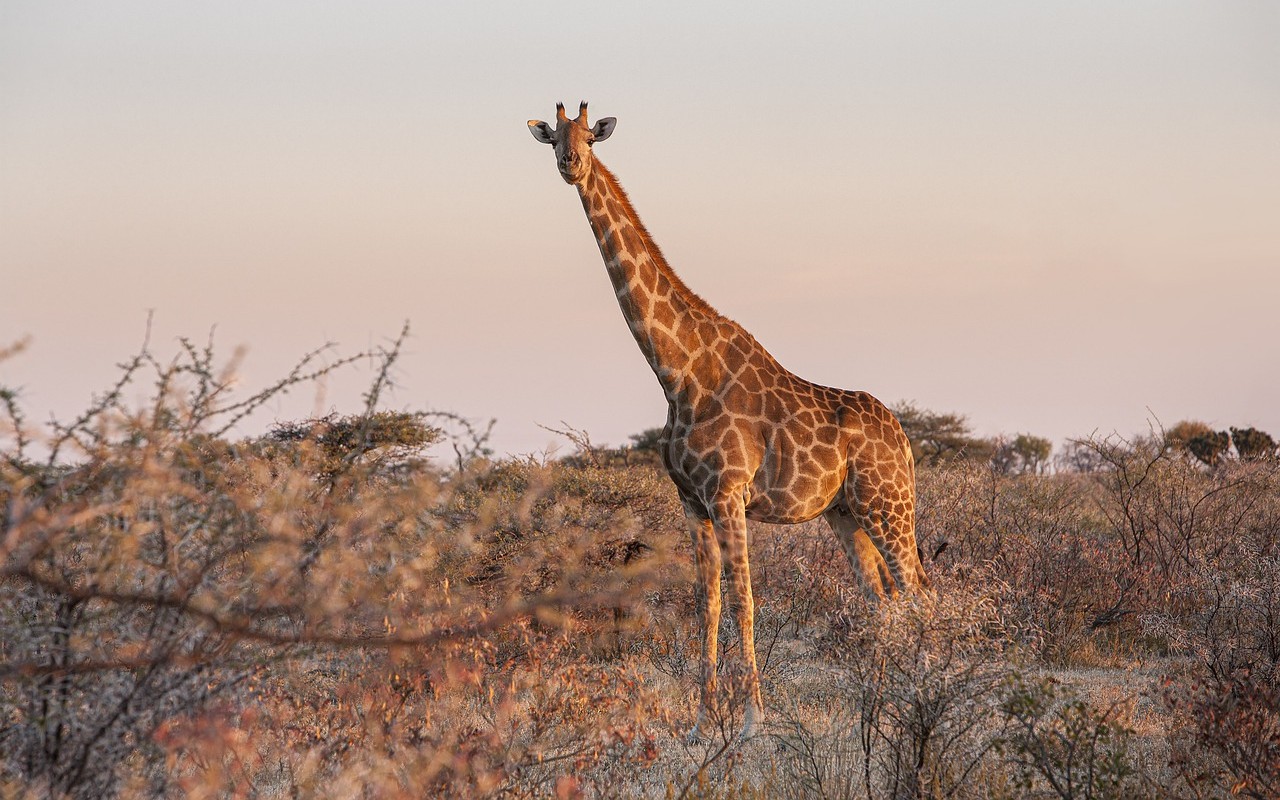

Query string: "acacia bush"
[[772, 583, 1021, 800], [1000, 675, 1148, 800], [0, 332, 676, 797], [915, 465, 1114, 664]]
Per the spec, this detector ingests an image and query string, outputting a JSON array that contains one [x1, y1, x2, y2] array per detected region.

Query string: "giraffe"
[[527, 102, 930, 741]]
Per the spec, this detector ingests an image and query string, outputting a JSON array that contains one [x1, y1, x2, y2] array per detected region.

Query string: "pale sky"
[[2, 1, 1278, 458]]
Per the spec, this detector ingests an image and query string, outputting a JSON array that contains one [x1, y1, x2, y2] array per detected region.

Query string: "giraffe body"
[[529, 103, 929, 741]]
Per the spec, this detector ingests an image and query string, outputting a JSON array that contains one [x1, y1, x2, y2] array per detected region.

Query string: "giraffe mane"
[[590, 159, 722, 321]]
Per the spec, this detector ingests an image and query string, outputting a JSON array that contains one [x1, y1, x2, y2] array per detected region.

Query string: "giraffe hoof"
[[686, 706, 717, 745], [684, 725, 709, 746], [731, 703, 764, 746]]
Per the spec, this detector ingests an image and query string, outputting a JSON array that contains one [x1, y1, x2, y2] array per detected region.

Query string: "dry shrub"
[[917, 443, 1280, 668], [221, 628, 669, 798], [1163, 672, 1280, 800], [1079, 434, 1280, 634], [772, 580, 1022, 800], [915, 464, 1114, 664], [1153, 537, 1280, 799], [1000, 675, 1150, 800], [913, 433, 1280, 798], [455, 456, 687, 661], [0, 330, 679, 798], [1145, 543, 1280, 687], [6, 331, 1280, 799]]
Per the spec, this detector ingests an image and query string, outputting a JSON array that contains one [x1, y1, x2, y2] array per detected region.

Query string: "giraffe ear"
[[590, 117, 617, 142], [527, 120, 555, 144]]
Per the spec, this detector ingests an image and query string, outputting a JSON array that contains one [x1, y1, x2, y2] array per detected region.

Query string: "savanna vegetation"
[[2, 329, 1277, 799]]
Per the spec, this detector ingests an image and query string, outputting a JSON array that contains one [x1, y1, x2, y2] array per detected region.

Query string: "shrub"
[[1000, 676, 1147, 800], [1163, 672, 1280, 800], [773, 582, 1020, 800], [1187, 430, 1230, 467], [914, 464, 1112, 664], [0, 329, 676, 797], [1230, 427, 1277, 462]]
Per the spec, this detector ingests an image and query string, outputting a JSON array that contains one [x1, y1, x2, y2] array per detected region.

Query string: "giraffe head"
[[527, 101, 616, 185]]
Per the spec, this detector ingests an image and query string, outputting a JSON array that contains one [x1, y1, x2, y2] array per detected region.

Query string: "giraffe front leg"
[[714, 497, 764, 741], [686, 513, 721, 744]]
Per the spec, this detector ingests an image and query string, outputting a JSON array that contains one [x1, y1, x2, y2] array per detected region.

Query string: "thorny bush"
[[0, 329, 675, 797]]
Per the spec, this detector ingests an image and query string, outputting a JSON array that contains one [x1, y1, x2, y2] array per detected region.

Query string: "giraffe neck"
[[576, 158, 721, 399]]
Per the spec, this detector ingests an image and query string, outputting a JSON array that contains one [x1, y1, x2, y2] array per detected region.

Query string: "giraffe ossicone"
[[528, 102, 930, 742]]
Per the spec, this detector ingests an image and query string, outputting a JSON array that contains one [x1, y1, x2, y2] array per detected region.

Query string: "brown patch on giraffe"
[[638, 262, 661, 293], [774, 424, 796, 450], [692, 463, 714, 485], [811, 444, 839, 467], [650, 328, 681, 360], [764, 391, 787, 420], [651, 301, 676, 330], [620, 226, 645, 255], [721, 424, 747, 455], [671, 315, 689, 342], [722, 346, 748, 374], [800, 455, 828, 476], [792, 476, 818, 498]]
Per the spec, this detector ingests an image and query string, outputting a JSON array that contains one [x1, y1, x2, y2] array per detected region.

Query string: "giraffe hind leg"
[[843, 458, 927, 595], [823, 508, 895, 602]]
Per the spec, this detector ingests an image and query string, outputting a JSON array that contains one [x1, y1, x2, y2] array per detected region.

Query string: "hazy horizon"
[[3, 1, 1278, 459]]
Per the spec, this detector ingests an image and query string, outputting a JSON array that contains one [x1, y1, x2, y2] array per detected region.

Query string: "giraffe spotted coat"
[[529, 102, 929, 741]]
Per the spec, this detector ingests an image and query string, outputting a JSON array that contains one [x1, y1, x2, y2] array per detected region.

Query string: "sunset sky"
[[2, 1, 1278, 459]]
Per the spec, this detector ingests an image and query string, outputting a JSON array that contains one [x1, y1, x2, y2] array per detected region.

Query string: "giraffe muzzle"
[[558, 156, 585, 183]]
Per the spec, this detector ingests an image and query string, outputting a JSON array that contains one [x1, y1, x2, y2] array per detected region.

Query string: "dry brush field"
[[2, 334, 1278, 799]]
